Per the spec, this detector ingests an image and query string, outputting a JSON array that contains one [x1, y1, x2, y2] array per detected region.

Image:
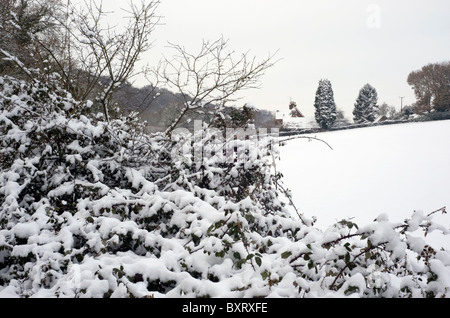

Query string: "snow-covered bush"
[[1, 75, 450, 298]]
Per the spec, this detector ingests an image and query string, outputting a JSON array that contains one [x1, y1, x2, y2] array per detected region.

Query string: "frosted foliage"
[[1, 75, 450, 298], [353, 84, 379, 124], [314, 79, 337, 130]]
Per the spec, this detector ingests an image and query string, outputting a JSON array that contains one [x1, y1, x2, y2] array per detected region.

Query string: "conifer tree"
[[353, 83, 379, 124], [314, 79, 337, 129]]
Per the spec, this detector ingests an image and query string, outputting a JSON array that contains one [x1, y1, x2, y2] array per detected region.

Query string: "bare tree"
[[157, 37, 277, 136], [2, 1, 275, 127], [0, 0, 58, 78], [407, 61, 450, 113], [378, 102, 396, 118], [47, 0, 162, 121], [1, 0, 161, 122]]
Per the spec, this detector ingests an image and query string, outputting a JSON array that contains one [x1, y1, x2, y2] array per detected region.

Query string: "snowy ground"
[[278, 120, 450, 250]]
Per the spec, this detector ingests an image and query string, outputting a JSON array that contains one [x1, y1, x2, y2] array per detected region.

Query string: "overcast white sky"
[[108, 0, 450, 118]]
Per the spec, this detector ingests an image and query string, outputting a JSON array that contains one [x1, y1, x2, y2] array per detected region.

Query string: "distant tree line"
[[114, 83, 279, 132], [3, 0, 447, 133], [407, 61, 450, 114], [310, 60, 450, 131]]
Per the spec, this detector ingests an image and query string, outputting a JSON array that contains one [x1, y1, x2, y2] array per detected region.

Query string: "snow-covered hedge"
[[1, 75, 450, 298]]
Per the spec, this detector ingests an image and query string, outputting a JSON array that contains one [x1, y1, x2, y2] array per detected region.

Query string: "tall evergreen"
[[353, 83, 379, 124], [314, 79, 337, 129]]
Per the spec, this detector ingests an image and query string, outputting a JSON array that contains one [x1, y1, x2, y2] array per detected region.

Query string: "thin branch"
[[329, 241, 388, 290], [280, 135, 334, 151], [160, 37, 277, 136]]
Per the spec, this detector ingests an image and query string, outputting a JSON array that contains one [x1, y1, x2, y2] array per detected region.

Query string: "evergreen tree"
[[314, 79, 337, 129], [353, 83, 379, 124]]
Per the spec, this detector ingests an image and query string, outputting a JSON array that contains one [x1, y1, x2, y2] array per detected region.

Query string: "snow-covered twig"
[[280, 134, 334, 151]]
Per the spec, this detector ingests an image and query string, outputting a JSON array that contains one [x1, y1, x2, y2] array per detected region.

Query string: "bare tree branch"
[[158, 37, 278, 136], [33, 0, 162, 121]]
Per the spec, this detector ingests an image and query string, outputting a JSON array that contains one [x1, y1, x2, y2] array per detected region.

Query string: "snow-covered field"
[[278, 120, 450, 250]]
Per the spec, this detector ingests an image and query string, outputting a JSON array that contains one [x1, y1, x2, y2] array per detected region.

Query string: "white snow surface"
[[278, 121, 450, 250]]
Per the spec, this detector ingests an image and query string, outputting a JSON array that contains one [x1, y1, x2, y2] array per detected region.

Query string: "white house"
[[275, 101, 314, 129]]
